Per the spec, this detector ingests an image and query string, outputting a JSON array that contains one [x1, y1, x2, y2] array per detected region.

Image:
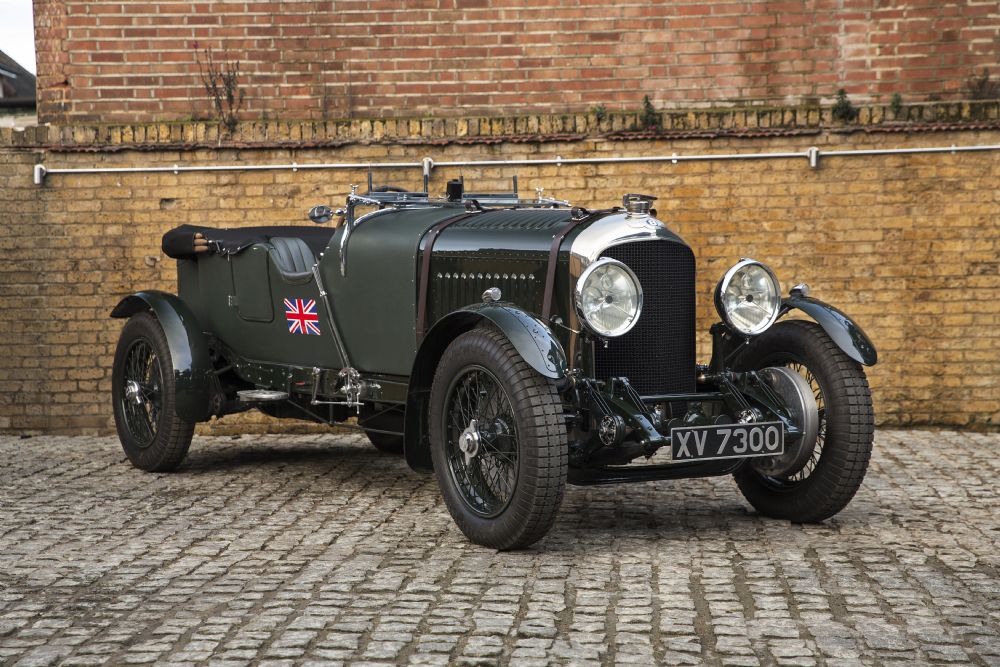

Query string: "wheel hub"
[[458, 418, 481, 465], [598, 414, 625, 446], [125, 380, 144, 406], [752, 366, 819, 477]]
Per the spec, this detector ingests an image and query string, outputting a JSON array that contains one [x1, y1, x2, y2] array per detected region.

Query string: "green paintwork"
[[782, 295, 878, 366], [431, 208, 573, 254], [110, 290, 212, 422], [322, 206, 461, 375], [179, 240, 339, 372], [231, 245, 273, 322], [111, 196, 883, 490], [172, 207, 583, 398], [426, 210, 573, 323], [425, 208, 577, 363]]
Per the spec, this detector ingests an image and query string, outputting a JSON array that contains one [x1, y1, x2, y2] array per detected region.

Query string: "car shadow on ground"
[[163, 436, 859, 549]]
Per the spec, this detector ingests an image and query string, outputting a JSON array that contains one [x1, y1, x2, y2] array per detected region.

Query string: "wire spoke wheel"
[[733, 320, 874, 523], [429, 326, 568, 550], [444, 366, 520, 518], [120, 338, 163, 448], [112, 312, 195, 472]]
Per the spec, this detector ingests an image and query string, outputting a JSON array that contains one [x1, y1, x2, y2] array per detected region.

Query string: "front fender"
[[460, 303, 568, 379], [111, 290, 213, 421], [403, 303, 568, 472], [782, 295, 878, 366]]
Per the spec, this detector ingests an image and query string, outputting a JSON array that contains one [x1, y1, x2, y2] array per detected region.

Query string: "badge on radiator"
[[284, 298, 321, 335]]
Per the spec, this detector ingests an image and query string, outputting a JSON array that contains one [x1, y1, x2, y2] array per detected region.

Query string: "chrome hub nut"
[[458, 419, 481, 465], [125, 380, 144, 406]]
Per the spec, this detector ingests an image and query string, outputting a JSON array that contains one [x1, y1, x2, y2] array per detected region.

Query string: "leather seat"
[[268, 237, 316, 280]]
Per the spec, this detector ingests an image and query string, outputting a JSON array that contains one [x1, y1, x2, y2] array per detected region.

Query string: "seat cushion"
[[269, 236, 316, 279]]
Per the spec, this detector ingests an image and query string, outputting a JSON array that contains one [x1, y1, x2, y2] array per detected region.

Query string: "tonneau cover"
[[161, 224, 336, 260]]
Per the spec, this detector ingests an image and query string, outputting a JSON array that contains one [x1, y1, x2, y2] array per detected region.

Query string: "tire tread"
[[429, 326, 567, 550], [734, 320, 874, 522], [112, 312, 194, 472]]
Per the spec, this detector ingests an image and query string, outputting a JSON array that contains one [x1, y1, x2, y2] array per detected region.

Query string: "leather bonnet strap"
[[540, 210, 615, 322], [415, 211, 482, 342]]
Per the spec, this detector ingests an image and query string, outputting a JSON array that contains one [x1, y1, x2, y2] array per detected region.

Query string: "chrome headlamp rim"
[[574, 257, 644, 338], [714, 258, 782, 336]]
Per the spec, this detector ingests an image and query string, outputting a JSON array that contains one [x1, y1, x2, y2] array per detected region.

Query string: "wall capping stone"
[[4, 101, 1000, 152]]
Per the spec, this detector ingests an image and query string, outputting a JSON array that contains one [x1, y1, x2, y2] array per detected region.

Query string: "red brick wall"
[[34, 0, 1000, 124]]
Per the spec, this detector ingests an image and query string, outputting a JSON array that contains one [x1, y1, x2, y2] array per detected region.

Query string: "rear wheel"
[[365, 430, 405, 455], [360, 404, 405, 455], [112, 312, 194, 472], [734, 320, 874, 522], [429, 327, 568, 550]]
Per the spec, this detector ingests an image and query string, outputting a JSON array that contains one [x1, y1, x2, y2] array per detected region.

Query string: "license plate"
[[670, 422, 784, 462]]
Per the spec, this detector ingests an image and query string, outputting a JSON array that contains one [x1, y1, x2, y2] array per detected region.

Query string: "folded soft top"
[[161, 224, 336, 260]]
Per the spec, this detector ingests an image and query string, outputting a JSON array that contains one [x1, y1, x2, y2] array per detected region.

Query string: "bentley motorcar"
[[111, 179, 877, 549]]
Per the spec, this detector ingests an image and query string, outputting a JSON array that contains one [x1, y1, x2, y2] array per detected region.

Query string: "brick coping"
[[3, 100, 1000, 151]]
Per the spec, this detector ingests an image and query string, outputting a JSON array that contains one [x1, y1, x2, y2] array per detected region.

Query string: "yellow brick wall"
[[2, 120, 998, 433]]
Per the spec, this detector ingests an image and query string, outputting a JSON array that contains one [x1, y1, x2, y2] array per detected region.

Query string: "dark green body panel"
[[425, 208, 577, 362], [110, 290, 212, 422], [179, 249, 338, 369], [782, 295, 878, 366], [173, 206, 577, 394], [431, 209, 572, 255], [322, 206, 462, 375], [231, 245, 273, 322]]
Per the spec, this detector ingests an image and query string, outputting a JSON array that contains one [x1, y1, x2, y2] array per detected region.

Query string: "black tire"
[[429, 327, 568, 550], [359, 404, 405, 455], [365, 430, 405, 455], [112, 312, 194, 472], [733, 320, 874, 522]]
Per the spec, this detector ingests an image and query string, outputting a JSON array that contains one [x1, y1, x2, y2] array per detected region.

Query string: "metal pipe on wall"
[[32, 143, 1000, 186]]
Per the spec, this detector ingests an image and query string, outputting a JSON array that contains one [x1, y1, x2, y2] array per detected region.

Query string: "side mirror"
[[308, 205, 334, 224]]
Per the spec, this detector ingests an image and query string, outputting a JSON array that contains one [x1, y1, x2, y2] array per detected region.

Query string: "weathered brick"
[[1, 122, 999, 434]]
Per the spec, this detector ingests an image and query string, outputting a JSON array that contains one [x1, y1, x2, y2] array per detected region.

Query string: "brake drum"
[[752, 366, 819, 478]]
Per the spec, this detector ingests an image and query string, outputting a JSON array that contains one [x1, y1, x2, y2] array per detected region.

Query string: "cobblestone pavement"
[[0, 429, 998, 667]]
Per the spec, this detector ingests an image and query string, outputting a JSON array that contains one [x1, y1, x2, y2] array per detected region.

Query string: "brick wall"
[[33, 0, 1000, 124], [1, 112, 998, 434]]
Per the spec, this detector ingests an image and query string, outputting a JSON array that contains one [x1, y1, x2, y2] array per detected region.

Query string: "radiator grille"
[[593, 240, 697, 396]]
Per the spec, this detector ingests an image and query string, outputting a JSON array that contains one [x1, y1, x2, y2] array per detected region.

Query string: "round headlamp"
[[575, 258, 643, 337], [715, 259, 781, 336]]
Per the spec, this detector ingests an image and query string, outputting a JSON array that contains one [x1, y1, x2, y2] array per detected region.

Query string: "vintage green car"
[[111, 180, 877, 549]]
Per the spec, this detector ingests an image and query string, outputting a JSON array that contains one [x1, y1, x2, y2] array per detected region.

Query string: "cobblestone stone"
[[0, 429, 997, 665]]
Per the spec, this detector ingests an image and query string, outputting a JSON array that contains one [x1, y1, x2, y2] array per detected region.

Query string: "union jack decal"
[[284, 298, 321, 335]]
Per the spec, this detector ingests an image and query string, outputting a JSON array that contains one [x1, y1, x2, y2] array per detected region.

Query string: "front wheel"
[[429, 327, 568, 550], [112, 312, 194, 472], [734, 320, 874, 522]]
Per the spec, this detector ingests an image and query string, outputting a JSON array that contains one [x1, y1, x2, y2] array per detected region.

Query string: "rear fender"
[[781, 295, 878, 366], [403, 304, 568, 471], [111, 290, 213, 421]]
